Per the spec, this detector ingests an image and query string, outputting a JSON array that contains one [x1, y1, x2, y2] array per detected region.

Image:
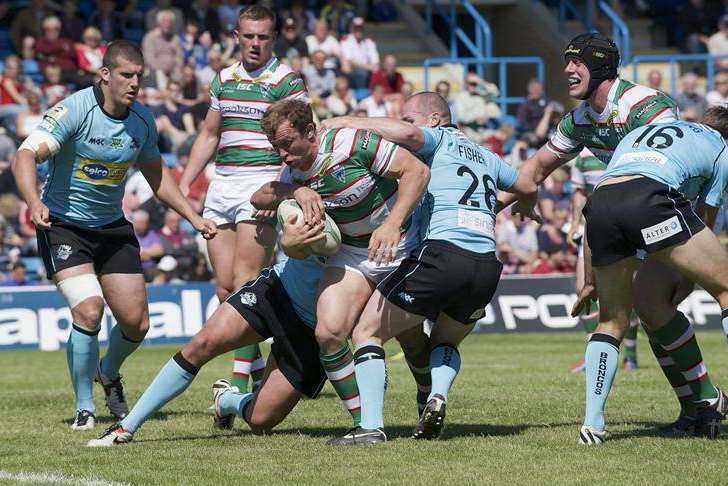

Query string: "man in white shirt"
[[305, 20, 342, 70], [340, 17, 379, 89], [707, 15, 728, 70], [707, 71, 728, 107], [358, 84, 394, 117]]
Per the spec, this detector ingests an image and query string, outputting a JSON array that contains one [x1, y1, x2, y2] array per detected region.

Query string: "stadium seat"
[[354, 88, 371, 102], [22, 257, 44, 279]]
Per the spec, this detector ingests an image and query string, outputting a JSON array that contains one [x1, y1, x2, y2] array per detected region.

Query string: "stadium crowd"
[[0, 0, 727, 285]]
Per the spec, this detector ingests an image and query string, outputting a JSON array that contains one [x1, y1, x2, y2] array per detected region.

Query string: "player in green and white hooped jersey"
[[252, 99, 430, 441], [510, 32, 716, 437], [179, 6, 306, 396], [567, 149, 639, 373]]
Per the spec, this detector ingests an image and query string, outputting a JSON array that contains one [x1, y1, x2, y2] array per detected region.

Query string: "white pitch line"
[[0, 470, 135, 486]]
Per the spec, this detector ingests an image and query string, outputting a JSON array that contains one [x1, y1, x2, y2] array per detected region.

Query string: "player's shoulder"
[[216, 63, 239, 83], [615, 79, 671, 108], [52, 86, 96, 114], [128, 101, 156, 129], [322, 126, 358, 153]]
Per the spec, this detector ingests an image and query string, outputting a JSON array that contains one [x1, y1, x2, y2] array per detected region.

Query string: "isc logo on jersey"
[[75, 159, 129, 186]]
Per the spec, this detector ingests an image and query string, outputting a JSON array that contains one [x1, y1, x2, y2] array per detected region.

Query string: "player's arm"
[[138, 161, 216, 239], [251, 181, 325, 225], [571, 232, 598, 317], [321, 116, 425, 152], [371, 147, 430, 263], [179, 109, 220, 195], [568, 188, 588, 246]]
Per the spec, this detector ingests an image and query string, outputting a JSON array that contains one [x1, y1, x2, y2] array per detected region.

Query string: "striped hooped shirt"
[[209, 58, 308, 175], [547, 78, 679, 164], [282, 127, 405, 248]]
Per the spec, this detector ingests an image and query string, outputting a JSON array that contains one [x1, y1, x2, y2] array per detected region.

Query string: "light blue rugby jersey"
[[37, 85, 161, 227], [414, 125, 518, 253], [273, 255, 325, 329], [602, 121, 728, 207]]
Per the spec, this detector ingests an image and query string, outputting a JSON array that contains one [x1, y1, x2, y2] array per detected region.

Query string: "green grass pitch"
[[1, 331, 727, 485]]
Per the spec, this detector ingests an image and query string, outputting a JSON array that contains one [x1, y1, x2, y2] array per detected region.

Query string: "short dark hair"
[[260, 99, 313, 140], [103, 40, 144, 70], [238, 5, 276, 25], [702, 106, 728, 139], [407, 91, 452, 123]]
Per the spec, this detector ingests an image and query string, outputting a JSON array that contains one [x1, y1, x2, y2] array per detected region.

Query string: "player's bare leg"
[[55, 263, 105, 429], [394, 325, 432, 415], [579, 257, 635, 444]]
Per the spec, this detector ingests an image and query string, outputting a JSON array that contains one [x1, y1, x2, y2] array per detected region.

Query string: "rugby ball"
[[276, 199, 341, 256]]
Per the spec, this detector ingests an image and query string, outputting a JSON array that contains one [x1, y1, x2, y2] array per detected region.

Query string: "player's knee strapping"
[[57, 274, 103, 309]]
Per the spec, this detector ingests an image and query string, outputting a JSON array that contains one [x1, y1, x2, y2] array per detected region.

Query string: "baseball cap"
[[157, 255, 178, 272], [351, 17, 364, 28]]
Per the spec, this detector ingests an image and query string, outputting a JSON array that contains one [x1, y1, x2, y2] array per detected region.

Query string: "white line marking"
[[0, 470, 134, 486]]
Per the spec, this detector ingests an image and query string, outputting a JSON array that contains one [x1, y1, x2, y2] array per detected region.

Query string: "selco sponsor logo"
[[595, 351, 608, 395], [82, 164, 112, 179], [76, 159, 129, 185]]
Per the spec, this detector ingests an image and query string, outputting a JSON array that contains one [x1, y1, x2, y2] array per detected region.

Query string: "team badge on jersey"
[[56, 244, 72, 261], [240, 292, 257, 306], [332, 166, 347, 183]]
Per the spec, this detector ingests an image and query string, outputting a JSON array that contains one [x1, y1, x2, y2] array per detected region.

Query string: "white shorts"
[[326, 224, 421, 284], [202, 170, 278, 225]]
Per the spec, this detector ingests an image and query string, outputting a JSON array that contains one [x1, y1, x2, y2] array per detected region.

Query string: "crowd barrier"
[[0, 275, 724, 351]]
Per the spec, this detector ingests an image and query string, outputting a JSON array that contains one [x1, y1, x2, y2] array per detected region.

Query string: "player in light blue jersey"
[[564, 107, 728, 444], [323, 92, 538, 445], [88, 214, 362, 446], [11, 41, 217, 430]]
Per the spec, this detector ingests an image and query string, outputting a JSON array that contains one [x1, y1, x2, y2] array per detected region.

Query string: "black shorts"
[[377, 240, 503, 324], [37, 216, 142, 278], [226, 268, 326, 399], [584, 177, 705, 267]]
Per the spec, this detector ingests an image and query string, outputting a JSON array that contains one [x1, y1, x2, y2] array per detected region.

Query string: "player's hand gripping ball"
[[277, 199, 341, 256]]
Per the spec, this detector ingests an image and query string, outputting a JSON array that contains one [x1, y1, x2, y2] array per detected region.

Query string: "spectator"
[[302, 50, 336, 98], [180, 19, 202, 67], [75, 26, 106, 87], [516, 78, 549, 134], [124, 169, 155, 214], [533, 100, 564, 143], [145, 0, 185, 36], [707, 15, 728, 71], [171, 137, 209, 213], [279, 0, 317, 37], [132, 209, 164, 280], [371, 0, 398, 21], [217, 0, 242, 33], [184, 0, 221, 40], [142, 9, 184, 86], [706, 71, 728, 106], [159, 209, 198, 264], [179, 65, 202, 107], [20, 36, 43, 86], [0, 56, 28, 132], [36, 16, 79, 85], [453, 72, 501, 139], [196, 48, 223, 87], [435, 80, 457, 123], [89, 0, 125, 43], [41, 65, 71, 107], [275, 18, 309, 63], [153, 255, 184, 284], [0, 129, 17, 196], [538, 169, 570, 222], [400, 81, 414, 99], [306, 20, 342, 70], [60, 0, 85, 43], [674, 72, 708, 116], [484, 123, 516, 158], [647, 69, 663, 91], [181, 253, 213, 282], [321, 0, 357, 37], [678, 0, 723, 54], [0, 261, 30, 286], [9, 0, 51, 51], [15, 90, 45, 139], [358, 84, 394, 117], [368, 54, 404, 96], [340, 17, 379, 90], [496, 216, 539, 273], [326, 76, 357, 116], [154, 80, 195, 153]]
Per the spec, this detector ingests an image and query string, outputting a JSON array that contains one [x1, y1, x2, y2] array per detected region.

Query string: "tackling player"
[[568, 109, 728, 444], [11, 41, 216, 430], [322, 93, 538, 444], [180, 5, 308, 395], [251, 99, 431, 425], [87, 215, 356, 446]]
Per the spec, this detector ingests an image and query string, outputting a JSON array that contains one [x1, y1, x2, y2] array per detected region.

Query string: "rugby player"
[[87, 215, 353, 446], [251, 99, 431, 423], [322, 92, 538, 444], [11, 41, 216, 430], [179, 5, 308, 397], [506, 32, 711, 431], [567, 108, 728, 444]]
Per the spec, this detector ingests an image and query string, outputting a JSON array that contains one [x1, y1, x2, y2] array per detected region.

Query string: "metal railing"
[[423, 56, 546, 114], [555, 0, 631, 64], [631, 53, 728, 95]]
